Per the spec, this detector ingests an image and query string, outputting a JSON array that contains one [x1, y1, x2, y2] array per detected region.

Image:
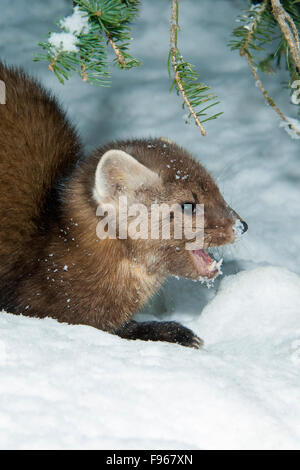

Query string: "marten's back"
[[0, 63, 82, 289]]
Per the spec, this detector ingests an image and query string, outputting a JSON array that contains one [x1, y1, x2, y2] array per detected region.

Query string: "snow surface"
[[1, 266, 300, 450], [0, 0, 300, 450]]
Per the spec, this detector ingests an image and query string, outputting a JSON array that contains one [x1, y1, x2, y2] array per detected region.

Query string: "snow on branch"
[[271, 0, 300, 74], [230, 0, 300, 138], [35, 1, 141, 85]]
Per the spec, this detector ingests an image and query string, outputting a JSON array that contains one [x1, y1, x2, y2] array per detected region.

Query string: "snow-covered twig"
[[240, 0, 300, 138], [271, 0, 300, 74], [245, 53, 300, 137]]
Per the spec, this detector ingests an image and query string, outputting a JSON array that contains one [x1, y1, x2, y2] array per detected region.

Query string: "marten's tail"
[[0, 63, 82, 280]]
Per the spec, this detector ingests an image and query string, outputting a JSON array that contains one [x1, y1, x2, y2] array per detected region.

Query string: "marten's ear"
[[94, 149, 160, 202]]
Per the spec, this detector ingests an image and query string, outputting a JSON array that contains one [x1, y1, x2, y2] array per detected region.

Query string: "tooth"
[[208, 258, 223, 273], [215, 258, 223, 274]]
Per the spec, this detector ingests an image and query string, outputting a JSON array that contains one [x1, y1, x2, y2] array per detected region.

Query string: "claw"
[[190, 335, 204, 349]]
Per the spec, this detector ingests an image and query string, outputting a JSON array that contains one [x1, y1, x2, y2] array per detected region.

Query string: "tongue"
[[191, 249, 220, 279], [193, 249, 213, 264]]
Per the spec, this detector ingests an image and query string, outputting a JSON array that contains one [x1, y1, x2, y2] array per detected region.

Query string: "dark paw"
[[160, 321, 204, 349], [115, 320, 204, 349]]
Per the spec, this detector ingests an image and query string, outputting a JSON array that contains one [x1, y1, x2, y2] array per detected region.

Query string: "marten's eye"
[[181, 202, 196, 214]]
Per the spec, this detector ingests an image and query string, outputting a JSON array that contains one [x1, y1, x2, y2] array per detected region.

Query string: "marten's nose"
[[240, 220, 248, 234]]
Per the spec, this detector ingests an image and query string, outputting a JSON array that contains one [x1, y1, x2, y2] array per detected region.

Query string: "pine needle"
[[169, 0, 222, 136]]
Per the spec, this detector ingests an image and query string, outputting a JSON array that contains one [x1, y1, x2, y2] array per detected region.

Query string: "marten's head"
[[78, 138, 247, 283]]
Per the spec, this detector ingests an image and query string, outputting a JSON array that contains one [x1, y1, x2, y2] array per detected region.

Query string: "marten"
[[0, 63, 247, 348]]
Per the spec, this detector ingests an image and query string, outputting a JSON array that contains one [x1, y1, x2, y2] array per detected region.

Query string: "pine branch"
[[239, 0, 269, 56], [106, 32, 126, 67], [245, 52, 300, 136], [230, 0, 300, 137], [169, 0, 222, 136], [271, 0, 300, 73], [35, 0, 141, 85]]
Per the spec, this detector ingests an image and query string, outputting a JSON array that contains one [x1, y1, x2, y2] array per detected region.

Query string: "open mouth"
[[190, 249, 223, 281]]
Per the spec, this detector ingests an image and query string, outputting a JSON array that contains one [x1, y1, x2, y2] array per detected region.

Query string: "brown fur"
[[0, 64, 246, 347]]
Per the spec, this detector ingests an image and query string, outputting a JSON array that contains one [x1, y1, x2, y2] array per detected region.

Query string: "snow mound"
[[198, 266, 300, 344], [1, 0, 300, 450], [0, 267, 300, 449]]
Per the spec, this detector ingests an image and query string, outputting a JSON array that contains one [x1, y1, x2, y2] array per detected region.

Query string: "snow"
[[233, 219, 244, 239], [48, 5, 90, 53], [49, 32, 79, 53], [1, 266, 300, 450], [279, 117, 300, 140], [0, 0, 300, 450], [242, 4, 262, 31], [60, 6, 90, 36]]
